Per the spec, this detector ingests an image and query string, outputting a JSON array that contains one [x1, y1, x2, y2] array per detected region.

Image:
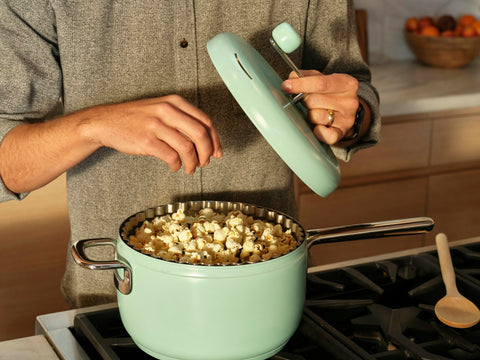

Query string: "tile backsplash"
[[354, 0, 480, 64]]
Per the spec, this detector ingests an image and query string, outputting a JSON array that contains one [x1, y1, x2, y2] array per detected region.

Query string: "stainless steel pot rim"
[[119, 200, 306, 267]]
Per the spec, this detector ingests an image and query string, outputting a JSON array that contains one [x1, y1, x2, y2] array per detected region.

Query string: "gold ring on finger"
[[326, 109, 335, 128]]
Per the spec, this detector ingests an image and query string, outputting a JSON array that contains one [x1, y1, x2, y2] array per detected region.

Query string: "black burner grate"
[[304, 243, 480, 360], [71, 307, 356, 360], [72, 308, 155, 360]]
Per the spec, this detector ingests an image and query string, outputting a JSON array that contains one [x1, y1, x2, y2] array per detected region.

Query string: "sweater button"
[[179, 39, 189, 48]]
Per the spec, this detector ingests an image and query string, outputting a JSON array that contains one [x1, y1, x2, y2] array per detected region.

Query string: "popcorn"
[[213, 228, 226, 242], [199, 207, 214, 220], [172, 209, 187, 222], [177, 229, 192, 242], [128, 208, 300, 265], [225, 237, 242, 253]]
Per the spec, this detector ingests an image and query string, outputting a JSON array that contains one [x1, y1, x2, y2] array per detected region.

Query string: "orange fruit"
[[440, 30, 455, 37], [454, 25, 464, 36], [420, 25, 440, 36], [405, 17, 419, 33], [418, 16, 435, 31], [461, 25, 477, 37], [473, 21, 480, 36], [459, 14, 477, 28]]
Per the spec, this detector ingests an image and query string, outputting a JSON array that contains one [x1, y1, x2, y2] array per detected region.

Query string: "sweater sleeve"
[[303, 0, 380, 162], [0, 0, 62, 202]]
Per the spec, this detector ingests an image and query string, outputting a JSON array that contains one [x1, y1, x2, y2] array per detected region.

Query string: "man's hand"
[[80, 95, 223, 174], [281, 70, 362, 145]]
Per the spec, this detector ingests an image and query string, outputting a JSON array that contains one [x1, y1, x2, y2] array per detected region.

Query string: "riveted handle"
[[71, 238, 132, 295]]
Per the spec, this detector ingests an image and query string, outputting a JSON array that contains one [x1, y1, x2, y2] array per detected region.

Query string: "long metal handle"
[[306, 217, 434, 250], [270, 38, 303, 78], [269, 38, 306, 105], [71, 238, 132, 295]]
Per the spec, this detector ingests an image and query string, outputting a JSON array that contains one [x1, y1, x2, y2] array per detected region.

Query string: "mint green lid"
[[207, 31, 340, 197]]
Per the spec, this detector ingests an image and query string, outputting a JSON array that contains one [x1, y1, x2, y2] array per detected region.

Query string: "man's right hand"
[[79, 95, 223, 174]]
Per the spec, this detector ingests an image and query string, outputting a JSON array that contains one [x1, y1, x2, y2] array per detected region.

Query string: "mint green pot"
[[73, 201, 308, 360], [72, 201, 434, 360], [116, 233, 306, 360]]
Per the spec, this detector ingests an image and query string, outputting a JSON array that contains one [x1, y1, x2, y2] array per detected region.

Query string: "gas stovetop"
[[71, 307, 331, 360], [36, 237, 480, 360]]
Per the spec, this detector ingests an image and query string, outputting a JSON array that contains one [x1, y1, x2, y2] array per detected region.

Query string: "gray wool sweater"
[[0, 0, 380, 308]]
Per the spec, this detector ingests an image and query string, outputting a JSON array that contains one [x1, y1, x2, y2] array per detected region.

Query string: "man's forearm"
[[0, 113, 100, 194]]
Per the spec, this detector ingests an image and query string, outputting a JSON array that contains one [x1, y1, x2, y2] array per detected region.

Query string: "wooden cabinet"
[[339, 120, 431, 178], [297, 107, 480, 265], [431, 115, 480, 165], [0, 175, 70, 341], [427, 169, 480, 243]]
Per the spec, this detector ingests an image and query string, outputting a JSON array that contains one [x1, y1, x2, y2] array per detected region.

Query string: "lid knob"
[[271, 22, 301, 54]]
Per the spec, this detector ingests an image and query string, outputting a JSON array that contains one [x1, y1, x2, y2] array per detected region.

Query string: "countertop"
[[0, 335, 59, 360], [371, 58, 480, 117]]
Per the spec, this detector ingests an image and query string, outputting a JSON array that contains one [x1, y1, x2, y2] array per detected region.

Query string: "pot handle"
[[306, 217, 434, 250], [71, 238, 132, 295]]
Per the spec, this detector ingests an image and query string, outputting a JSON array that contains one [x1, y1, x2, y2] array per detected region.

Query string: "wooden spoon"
[[434, 233, 480, 328]]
